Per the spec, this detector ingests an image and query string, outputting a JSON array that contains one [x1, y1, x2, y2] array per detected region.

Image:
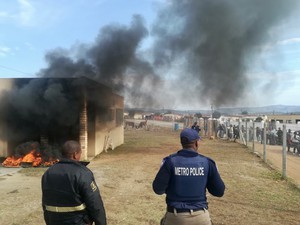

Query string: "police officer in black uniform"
[[153, 128, 225, 225], [42, 140, 106, 225]]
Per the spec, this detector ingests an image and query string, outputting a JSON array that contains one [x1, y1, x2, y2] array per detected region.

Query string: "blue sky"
[[0, 0, 300, 109], [0, 0, 157, 76]]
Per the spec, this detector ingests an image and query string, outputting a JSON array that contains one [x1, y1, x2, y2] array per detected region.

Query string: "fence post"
[[282, 124, 287, 178], [246, 121, 248, 146], [252, 121, 255, 152], [263, 122, 267, 163], [238, 120, 242, 143]]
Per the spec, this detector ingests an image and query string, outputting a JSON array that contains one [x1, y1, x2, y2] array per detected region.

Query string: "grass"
[[2, 127, 300, 225], [98, 128, 300, 225]]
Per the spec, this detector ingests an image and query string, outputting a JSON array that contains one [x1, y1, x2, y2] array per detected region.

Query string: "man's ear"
[[72, 152, 77, 160], [195, 141, 198, 148]]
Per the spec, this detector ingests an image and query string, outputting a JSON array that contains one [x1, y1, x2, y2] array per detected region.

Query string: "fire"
[[2, 150, 58, 167], [2, 156, 22, 167], [42, 158, 59, 167], [22, 150, 42, 167]]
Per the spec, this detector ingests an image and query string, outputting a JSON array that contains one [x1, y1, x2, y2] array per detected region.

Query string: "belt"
[[167, 206, 205, 213], [45, 203, 86, 213]]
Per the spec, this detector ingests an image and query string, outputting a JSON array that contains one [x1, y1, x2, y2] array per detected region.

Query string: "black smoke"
[[0, 78, 82, 144], [38, 15, 163, 108], [151, 0, 299, 107]]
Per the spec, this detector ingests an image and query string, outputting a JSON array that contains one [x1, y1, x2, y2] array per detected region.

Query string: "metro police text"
[[174, 167, 205, 176]]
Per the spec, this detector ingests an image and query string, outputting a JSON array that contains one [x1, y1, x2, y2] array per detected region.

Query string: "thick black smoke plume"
[[38, 15, 163, 108], [152, 0, 299, 107], [0, 78, 82, 143]]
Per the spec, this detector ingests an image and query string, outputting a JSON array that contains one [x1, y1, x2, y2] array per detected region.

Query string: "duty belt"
[[45, 203, 86, 213], [167, 206, 206, 213]]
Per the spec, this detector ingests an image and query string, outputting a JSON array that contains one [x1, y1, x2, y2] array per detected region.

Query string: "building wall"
[[0, 118, 8, 157], [267, 115, 300, 124], [87, 92, 124, 158], [0, 79, 13, 157], [0, 140, 8, 157], [0, 79, 14, 92], [91, 126, 124, 157]]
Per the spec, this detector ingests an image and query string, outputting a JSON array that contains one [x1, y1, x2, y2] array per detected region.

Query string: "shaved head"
[[62, 140, 81, 158]]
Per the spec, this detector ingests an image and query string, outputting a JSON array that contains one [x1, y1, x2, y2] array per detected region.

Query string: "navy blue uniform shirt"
[[153, 149, 225, 209]]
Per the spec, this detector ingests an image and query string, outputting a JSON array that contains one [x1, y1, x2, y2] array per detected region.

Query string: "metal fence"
[[223, 120, 300, 186], [160, 117, 299, 186]]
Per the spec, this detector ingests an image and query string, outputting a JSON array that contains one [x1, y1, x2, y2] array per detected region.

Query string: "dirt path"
[[246, 141, 300, 187], [0, 128, 300, 225]]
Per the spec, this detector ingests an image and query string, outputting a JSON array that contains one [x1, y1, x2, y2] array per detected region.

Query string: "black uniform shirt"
[[42, 159, 106, 225]]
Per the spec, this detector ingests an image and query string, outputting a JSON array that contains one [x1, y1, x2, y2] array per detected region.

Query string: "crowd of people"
[[287, 129, 300, 154], [193, 121, 300, 155], [218, 124, 239, 141]]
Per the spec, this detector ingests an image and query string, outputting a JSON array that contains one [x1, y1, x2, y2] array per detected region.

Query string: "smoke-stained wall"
[[87, 82, 124, 157], [0, 79, 14, 156], [0, 77, 124, 158], [0, 78, 83, 146]]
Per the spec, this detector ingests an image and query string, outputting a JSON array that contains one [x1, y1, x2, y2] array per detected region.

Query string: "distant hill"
[[186, 105, 300, 115], [125, 105, 300, 115], [216, 105, 300, 115]]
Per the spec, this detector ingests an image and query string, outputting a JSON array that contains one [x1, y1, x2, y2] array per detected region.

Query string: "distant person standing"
[[233, 125, 239, 142], [287, 129, 292, 152], [291, 132, 300, 154], [276, 127, 283, 145], [152, 128, 225, 225], [228, 125, 233, 140], [261, 128, 265, 144], [256, 127, 261, 142], [191, 122, 201, 133], [217, 124, 224, 138]]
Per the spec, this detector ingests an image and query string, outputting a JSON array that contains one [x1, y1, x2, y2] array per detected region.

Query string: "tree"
[[212, 111, 221, 119], [128, 110, 135, 118], [255, 116, 263, 122], [241, 110, 248, 115], [194, 113, 202, 118]]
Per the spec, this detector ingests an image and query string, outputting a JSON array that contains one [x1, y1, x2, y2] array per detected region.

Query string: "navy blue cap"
[[180, 128, 201, 143]]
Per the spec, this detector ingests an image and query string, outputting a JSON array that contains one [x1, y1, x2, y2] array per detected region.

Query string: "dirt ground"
[[247, 141, 300, 188], [0, 127, 300, 225]]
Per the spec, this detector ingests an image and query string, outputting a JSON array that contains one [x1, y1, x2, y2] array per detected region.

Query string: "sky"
[[0, 0, 300, 110]]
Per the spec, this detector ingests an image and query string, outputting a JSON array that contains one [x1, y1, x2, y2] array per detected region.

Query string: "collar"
[[59, 158, 76, 163], [177, 149, 199, 157], [58, 158, 90, 166]]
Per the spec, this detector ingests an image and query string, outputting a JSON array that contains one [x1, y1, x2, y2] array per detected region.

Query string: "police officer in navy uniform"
[[42, 140, 107, 225], [153, 128, 225, 225], [191, 122, 201, 133]]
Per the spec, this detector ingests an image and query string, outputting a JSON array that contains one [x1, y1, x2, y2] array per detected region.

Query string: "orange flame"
[[42, 158, 59, 167], [21, 150, 42, 167], [2, 150, 58, 167], [2, 156, 22, 167]]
